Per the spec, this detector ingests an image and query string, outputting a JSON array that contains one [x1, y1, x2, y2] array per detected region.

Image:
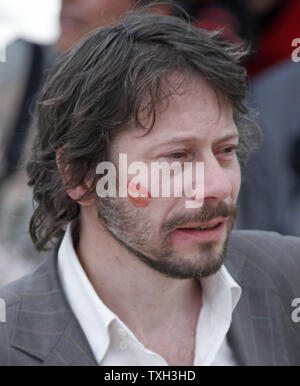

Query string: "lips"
[[175, 218, 226, 231], [171, 218, 227, 243], [179, 223, 220, 231]]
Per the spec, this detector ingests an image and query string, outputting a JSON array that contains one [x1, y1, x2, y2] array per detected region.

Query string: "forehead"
[[110, 76, 238, 155]]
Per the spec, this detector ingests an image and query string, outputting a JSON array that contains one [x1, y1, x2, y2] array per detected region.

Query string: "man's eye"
[[166, 152, 187, 159], [221, 145, 239, 155]]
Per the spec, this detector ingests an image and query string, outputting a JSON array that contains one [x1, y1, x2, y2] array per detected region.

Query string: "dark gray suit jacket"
[[0, 230, 299, 366]]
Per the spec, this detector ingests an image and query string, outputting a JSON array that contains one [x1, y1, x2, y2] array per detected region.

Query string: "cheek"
[[151, 197, 179, 226], [145, 196, 176, 229], [230, 161, 241, 201]]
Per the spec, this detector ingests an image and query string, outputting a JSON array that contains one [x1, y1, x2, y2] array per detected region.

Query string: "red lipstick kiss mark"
[[127, 180, 152, 208]]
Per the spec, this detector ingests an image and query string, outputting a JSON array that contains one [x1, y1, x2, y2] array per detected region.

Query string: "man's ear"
[[56, 147, 95, 207]]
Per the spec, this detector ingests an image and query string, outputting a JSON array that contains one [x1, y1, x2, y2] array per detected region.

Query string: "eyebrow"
[[157, 133, 239, 146]]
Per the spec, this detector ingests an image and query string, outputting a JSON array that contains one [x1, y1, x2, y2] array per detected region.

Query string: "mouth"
[[171, 218, 228, 242]]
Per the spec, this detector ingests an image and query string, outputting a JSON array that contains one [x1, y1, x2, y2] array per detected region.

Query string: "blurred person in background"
[[246, 0, 300, 77], [237, 59, 300, 235], [0, 0, 175, 286], [57, 0, 173, 51], [191, 0, 253, 46], [189, 0, 300, 77], [236, 0, 300, 234]]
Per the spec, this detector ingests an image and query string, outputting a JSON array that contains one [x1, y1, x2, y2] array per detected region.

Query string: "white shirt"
[[58, 223, 241, 366]]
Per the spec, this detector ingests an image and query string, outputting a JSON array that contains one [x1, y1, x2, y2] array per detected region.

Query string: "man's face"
[[58, 0, 135, 51], [97, 76, 241, 279]]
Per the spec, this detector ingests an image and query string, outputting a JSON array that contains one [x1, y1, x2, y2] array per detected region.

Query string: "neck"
[[75, 208, 202, 339]]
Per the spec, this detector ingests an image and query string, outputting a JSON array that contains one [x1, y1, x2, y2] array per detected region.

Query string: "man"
[[0, 8, 299, 366]]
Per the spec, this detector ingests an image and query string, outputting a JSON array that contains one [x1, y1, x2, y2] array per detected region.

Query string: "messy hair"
[[27, 9, 261, 251]]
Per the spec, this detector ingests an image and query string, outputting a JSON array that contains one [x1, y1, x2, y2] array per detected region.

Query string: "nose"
[[202, 154, 233, 202]]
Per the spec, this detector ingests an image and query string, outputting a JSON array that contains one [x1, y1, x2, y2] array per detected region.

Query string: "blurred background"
[[0, 0, 60, 45], [0, 0, 300, 286]]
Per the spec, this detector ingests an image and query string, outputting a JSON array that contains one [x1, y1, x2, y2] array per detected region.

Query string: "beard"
[[96, 197, 237, 279]]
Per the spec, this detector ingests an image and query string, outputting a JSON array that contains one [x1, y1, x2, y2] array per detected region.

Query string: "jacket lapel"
[[11, 243, 98, 366], [225, 235, 289, 366], [42, 317, 98, 366]]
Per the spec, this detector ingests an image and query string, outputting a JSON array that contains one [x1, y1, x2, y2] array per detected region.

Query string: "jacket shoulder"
[[228, 230, 300, 290], [229, 230, 300, 264], [0, 276, 30, 365], [0, 275, 29, 308], [0, 252, 58, 366]]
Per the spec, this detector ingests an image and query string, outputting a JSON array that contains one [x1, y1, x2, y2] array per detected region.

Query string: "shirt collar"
[[58, 222, 241, 365], [202, 264, 241, 314], [58, 222, 116, 364]]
